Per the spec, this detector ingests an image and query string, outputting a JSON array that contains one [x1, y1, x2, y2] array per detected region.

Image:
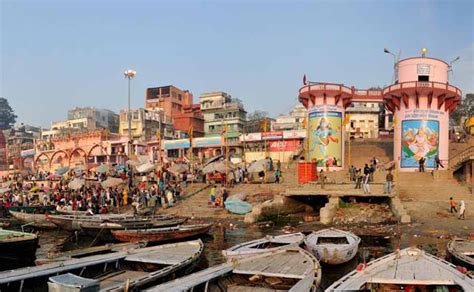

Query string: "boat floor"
[[99, 270, 148, 289], [126, 244, 199, 265], [227, 287, 286, 292]]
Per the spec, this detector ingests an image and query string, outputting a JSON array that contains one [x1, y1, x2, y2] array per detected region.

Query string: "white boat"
[[326, 247, 474, 291], [222, 232, 305, 260], [147, 247, 322, 292], [305, 228, 360, 265]]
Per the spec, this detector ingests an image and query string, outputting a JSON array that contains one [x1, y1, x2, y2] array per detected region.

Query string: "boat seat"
[[99, 270, 148, 289]]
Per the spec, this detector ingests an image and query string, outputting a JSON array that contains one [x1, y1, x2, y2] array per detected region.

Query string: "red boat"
[[111, 224, 212, 243]]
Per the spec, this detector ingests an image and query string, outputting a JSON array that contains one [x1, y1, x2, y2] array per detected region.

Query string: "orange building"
[[173, 104, 205, 137]]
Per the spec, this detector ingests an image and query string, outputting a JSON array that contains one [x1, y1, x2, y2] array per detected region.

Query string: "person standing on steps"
[[354, 169, 362, 189], [384, 170, 393, 194], [449, 197, 457, 214], [362, 173, 370, 194], [458, 200, 466, 220], [435, 155, 444, 170], [319, 169, 326, 189], [418, 157, 425, 172]]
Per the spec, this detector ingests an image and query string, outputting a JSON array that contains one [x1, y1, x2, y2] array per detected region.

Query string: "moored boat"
[[224, 198, 253, 214], [147, 247, 322, 291], [0, 229, 38, 270], [326, 247, 474, 291], [0, 239, 204, 291], [223, 232, 305, 260], [9, 210, 57, 229], [305, 228, 361, 265], [111, 224, 212, 243], [447, 238, 474, 271]]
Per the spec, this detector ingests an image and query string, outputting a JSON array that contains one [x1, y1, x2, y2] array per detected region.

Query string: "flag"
[[187, 126, 193, 138], [262, 119, 267, 132], [392, 115, 397, 127], [303, 74, 307, 85], [222, 123, 228, 134], [344, 114, 351, 126], [302, 117, 308, 129], [156, 131, 161, 142]]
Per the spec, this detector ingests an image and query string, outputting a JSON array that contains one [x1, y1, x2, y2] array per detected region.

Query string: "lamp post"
[[384, 48, 398, 83], [124, 69, 136, 188], [448, 56, 460, 82]]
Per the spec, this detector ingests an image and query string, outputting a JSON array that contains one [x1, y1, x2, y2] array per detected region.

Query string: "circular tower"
[[298, 83, 352, 171], [383, 53, 462, 172]]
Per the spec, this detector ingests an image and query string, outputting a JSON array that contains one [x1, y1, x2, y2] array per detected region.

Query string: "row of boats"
[[0, 224, 473, 291]]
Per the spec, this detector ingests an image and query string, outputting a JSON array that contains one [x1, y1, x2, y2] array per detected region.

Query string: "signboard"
[[239, 133, 262, 142], [262, 131, 283, 140], [20, 149, 36, 157], [163, 139, 190, 150], [268, 140, 301, 152], [417, 64, 430, 75], [193, 137, 222, 148], [283, 130, 306, 139]]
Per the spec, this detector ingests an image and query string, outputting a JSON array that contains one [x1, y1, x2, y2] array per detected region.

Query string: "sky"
[[1, 0, 473, 128]]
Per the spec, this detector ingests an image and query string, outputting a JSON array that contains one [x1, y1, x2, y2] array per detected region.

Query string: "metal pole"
[[127, 77, 132, 190]]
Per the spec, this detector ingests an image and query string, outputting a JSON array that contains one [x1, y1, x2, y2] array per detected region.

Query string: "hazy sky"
[[1, 0, 473, 128]]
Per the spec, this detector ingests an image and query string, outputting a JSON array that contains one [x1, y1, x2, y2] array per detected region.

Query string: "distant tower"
[[384, 49, 462, 171]]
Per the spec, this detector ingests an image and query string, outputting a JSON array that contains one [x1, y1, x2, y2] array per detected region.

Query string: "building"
[[246, 116, 275, 133], [345, 102, 383, 138], [272, 104, 308, 131], [173, 104, 205, 137], [68, 107, 120, 133], [145, 85, 193, 117], [200, 91, 247, 146], [6, 124, 39, 171], [119, 108, 173, 142]]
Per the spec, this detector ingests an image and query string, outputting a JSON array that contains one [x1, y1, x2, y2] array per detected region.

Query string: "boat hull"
[[0, 236, 38, 270], [9, 211, 57, 229], [112, 224, 212, 243], [447, 239, 474, 271]]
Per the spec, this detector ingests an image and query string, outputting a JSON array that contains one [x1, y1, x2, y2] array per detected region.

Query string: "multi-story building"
[[68, 107, 120, 133], [6, 124, 39, 171], [246, 117, 275, 133], [200, 91, 247, 146], [173, 104, 205, 137], [119, 108, 173, 142], [345, 102, 383, 139]]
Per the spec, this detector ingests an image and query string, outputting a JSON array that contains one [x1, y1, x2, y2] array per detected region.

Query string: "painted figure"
[[310, 118, 339, 160]]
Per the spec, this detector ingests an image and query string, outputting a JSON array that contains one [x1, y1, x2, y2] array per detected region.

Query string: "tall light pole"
[[124, 69, 136, 188], [448, 56, 460, 82], [384, 48, 397, 83]]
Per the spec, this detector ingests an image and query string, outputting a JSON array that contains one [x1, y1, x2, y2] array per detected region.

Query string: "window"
[[418, 75, 429, 82], [178, 94, 182, 101]]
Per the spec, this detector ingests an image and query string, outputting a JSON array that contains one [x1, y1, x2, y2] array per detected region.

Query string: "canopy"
[[247, 159, 269, 173], [55, 166, 69, 176], [202, 160, 236, 174], [101, 177, 124, 188], [94, 164, 110, 174], [168, 164, 188, 176], [73, 165, 85, 172], [136, 162, 156, 173], [68, 178, 84, 190]]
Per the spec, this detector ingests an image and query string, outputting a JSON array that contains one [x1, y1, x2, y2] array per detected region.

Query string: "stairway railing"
[[449, 145, 474, 171]]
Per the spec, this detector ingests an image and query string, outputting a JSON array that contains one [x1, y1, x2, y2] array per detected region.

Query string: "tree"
[[247, 110, 268, 121], [0, 98, 17, 130], [450, 93, 474, 126]]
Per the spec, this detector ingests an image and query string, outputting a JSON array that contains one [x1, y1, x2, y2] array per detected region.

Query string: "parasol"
[[68, 178, 84, 190], [247, 159, 269, 173], [136, 162, 156, 173], [55, 166, 69, 176], [94, 164, 110, 174], [202, 160, 236, 174], [101, 177, 124, 188], [168, 164, 188, 176]]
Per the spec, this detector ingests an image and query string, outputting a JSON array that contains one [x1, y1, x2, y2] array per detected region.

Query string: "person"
[[319, 169, 326, 189], [276, 160, 281, 172], [222, 187, 229, 207], [274, 168, 281, 184], [435, 155, 444, 170], [372, 157, 378, 171], [354, 169, 362, 189], [384, 170, 393, 194], [349, 165, 355, 182], [363, 164, 370, 176], [419, 157, 425, 172], [209, 185, 216, 205], [362, 173, 370, 194], [458, 200, 466, 220], [369, 164, 375, 182], [449, 197, 457, 213]]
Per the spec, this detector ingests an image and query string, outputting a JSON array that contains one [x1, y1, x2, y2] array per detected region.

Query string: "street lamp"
[[448, 56, 460, 82], [124, 69, 136, 188], [384, 48, 398, 83]]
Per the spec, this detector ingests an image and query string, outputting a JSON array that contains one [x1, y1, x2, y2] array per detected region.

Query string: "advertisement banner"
[[308, 111, 342, 167], [20, 149, 36, 157], [239, 133, 262, 142], [193, 137, 222, 148], [268, 140, 301, 152], [163, 139, 190, 150], [401, 120, 439, 168], [283, 130, 306, 139], [262, 131, 283, 140]]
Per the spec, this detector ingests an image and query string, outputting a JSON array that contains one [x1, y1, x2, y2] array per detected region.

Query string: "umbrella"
[[114, 164, 127, 171], [168, 164, 188, 176], [30, 186, 40, 192], [0, 187, 9, 194], [101, 177, 124, 188], [48, 174, 62, 180], [202, 160, 235, 174], [136, 162, 156, 173], [73, 165, 85, 172], [203, 155, 224, 167], [55, 166, 69, 176], [68, 178, 84, 190], [95, 164, 110, 174], [247, 159, 269, 173]]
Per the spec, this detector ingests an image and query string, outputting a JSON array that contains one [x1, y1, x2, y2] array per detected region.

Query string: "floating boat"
[[112, 224, 212, 243], [0, 229, 38, 270], [55, 208, 90, 216], [224, 198, 253, 214], [326, 247, 474, 291], [447, 238, 474, 271], [9, 210, 57, 229], [35, 242, 146, 265], [0, 240, 203, 291], [305, 228, 361, 265], [223, 232, 305, 260], [147, 247, 322, 291]]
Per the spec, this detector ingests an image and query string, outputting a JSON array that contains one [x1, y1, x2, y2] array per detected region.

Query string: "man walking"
[[449, 197, 457, 213], [458, 200, 466, 220], [362, 173, 370, 194], [435, 155, 444, 170], [384, 170, 393, 194], [354, 169, 362, 189]]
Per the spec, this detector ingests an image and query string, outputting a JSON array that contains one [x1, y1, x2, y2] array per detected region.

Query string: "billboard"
[[401, 120, 439, 168], [308, 111, 342, 167]]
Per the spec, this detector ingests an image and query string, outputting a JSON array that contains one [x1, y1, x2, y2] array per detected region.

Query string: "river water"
[[34, 221, 408, 290]]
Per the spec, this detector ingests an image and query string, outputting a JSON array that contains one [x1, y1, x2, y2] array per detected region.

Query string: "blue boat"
[[224, 199, 252, 215]]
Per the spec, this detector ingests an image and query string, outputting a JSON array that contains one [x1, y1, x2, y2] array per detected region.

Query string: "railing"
[[300, 83, 353, 95], [383, 81, 462, 96], [449, 145, 474, 171]]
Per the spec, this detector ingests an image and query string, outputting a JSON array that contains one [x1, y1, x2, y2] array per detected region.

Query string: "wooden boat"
[[148, 247, 322, 291], [35, 242, 145, 265], [0, 239, 203, 291], [224, 198, 253, 214], [326, 247, 474, 291], [55, 207, 90, 216], [447, 238, 474, 271], [112, 224, 212, 243], [47, 214, 173, 231], [305, 228, 361, 265], [0, 229, 38, 270], [9, 210, 57, 229], [223, 232, 305, 260]]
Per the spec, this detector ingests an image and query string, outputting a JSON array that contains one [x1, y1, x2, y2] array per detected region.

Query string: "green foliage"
[[450, 93, 474, 125], [0, 98, 17, 130]]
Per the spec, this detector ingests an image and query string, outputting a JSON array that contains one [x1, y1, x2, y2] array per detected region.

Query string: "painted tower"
[[384, 52, 462, 172]]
